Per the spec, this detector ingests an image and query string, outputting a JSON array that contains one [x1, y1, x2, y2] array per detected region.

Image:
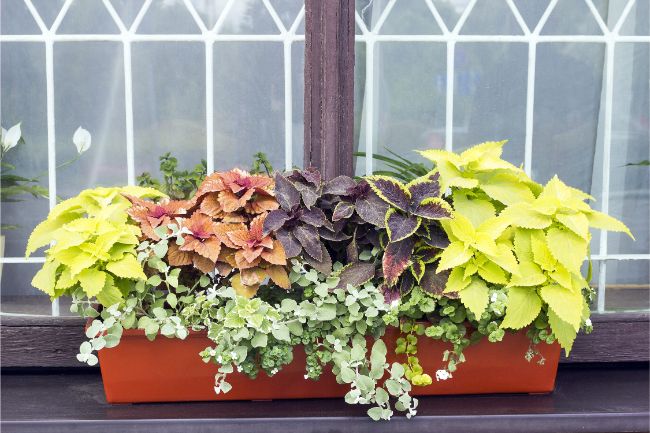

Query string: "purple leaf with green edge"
[[421, 223, 450, 249], [323, 175, 356, 195], [276, 228, 302, 258], [410, 259, 425, 283], [385, 209, 420, 242], [415, 246, 439, 263], [263, 209, 290, 234], [304, 244, 332, 275], [407, 179, 441, 205], [398, 271, 414, 294], [292, 224, 323, 261], [355, 192, 388, 227], [334, 262, 376, 290], [382, 284, 401, 306], [382, 236, 415, 286], [420, 266, 457, 298], [319, 226, 352, 241], [412, 197, 452, 220], [299, 207, 327, 227], [365, 176, 411, 212], [333, 201, 355, 221], [274, 173, 301, 210]]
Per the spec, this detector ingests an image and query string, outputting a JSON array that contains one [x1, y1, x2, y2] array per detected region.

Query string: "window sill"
[[1, 363, 648, 433]]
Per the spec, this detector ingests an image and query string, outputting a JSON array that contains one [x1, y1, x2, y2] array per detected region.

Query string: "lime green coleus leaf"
[[55, 267, 78, 291], [546, 227, 587, 275], [444, 267, 471, 293], [501, 286, 542, 330], [556, 212, 590, 241], [77, 267, 107, 297], [476, 172, 536, 206], [437, 241, 472, 272], [548, 308, 577, 356], [31, 260, 59, 296], [539, 284, 583, 330], [56, 247, 98, 276], [106, 254, 147, 280], [477, 260, 508, 284], [458, 278, 489, 317], [451, 191, 496, 227], [586, 210, 634, 239], [96, 274, 124, 307], [500, 203, 552, 229], [25, 213, 79, 257], [531, 231, 557, 271], [508, 261, 546, 287]]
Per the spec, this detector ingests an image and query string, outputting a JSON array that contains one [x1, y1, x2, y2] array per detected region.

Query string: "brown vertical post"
[[304, 0, 355, 180]]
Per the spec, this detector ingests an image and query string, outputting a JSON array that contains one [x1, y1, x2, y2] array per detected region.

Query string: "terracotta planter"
[[97, 326, 560, 403]]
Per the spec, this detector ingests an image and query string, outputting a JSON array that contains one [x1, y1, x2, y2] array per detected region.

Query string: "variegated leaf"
[[355, 192, 388, 227], [292, 224, 323, 261], [274, 173, 301, 210], [382, 237, 415, 286], [335, 262, 376, 290], [385, 209, 420, 242], [332, 201, 355, 221], [412, 197, 452, 220], [365, 176, 411, 211]]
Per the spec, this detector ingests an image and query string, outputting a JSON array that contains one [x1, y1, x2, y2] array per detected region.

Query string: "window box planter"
[[97, 326, 560, 403]]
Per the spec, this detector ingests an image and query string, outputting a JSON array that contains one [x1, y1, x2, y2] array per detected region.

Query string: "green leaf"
[[272, 324, 291, 342], [546, 227, 587, 274], [548, 308, 577, 356], [586, 210, 634, 239], [508, 261, 546, 287], [437, 241, 472, 272], [458, 278, 489, 317], [501, 287, 542, 329], [444, 267, 471, 293], [31, 260, 59, 296], [96, 276, 124, 307], [478, 172, 536, 206], [77, 267, 108, 297], [367, 407, 383, 421], [501, 203, 552, 229], [540, 284, 583, 330], [556, 212, 590, 240], [251, 332, 268, 348], [478, 260, 508, 284], [446, 213, 476, 244], [106, 254, 146, 280], [452, 192, 495, 227], [375, 388, 389, 405]]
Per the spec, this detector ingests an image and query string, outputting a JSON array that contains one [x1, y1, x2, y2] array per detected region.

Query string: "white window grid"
[[0, 0, 305, 316], [354, 0, 650, 313]]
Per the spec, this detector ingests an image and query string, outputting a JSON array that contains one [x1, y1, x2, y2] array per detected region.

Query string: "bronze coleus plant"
[[365, 172, 453, 299], [126, 168, 289, 298]]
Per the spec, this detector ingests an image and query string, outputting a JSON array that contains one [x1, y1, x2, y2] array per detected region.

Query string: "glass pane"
[[541, 0, 603, 35], [0, 0, 41, 34], [54, 42, 127, 198], [132, 42, 206, 178], [605, 260, 650, 311], [453, 43, 527, 164], [218, 0, 280, 35], [213, 42, 285, 172], [1, 263, 52, 315], [608, 43, 649, 255], [531, 43, 605, 192], [360, 42, 447, 175], [57, 0, 120, 34], [460, 0, 524, 35], [1, 43, 49, 259], [292, 41, 305, 169], [379, 0, 443, 35], [136, 0, 201, 34]]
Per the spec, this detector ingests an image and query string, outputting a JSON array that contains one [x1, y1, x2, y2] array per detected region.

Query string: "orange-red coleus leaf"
[[124, 194, 190, 241]]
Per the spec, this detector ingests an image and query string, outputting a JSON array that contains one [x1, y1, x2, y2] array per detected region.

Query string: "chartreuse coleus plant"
[[26, 186, 164, 305], [420, 141, 633, 355]]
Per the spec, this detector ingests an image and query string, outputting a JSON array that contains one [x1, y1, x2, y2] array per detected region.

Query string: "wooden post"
[[304, 0, 355, 180]]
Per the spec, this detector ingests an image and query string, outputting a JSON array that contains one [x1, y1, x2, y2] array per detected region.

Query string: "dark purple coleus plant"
[[264, 169, 388, 288], [365, 172, 453, 297]]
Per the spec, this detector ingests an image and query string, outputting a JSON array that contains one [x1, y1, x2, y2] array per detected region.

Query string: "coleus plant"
[[364, 172, 453, 298], [128, 168, 289, 298], [420, 141, 633, 354], [26, 186, 164, 306], [263, 169, 389, 290]]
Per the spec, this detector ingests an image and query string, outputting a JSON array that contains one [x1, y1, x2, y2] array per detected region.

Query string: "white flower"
[[435, 369, 451, 381], [491, 293, 498, 303], [72, 126, 91, 154], [303, 374, 309, 380], [585, 318, 592, 327], [230, 351, 237, 360], [2, 122, 21, 153]]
